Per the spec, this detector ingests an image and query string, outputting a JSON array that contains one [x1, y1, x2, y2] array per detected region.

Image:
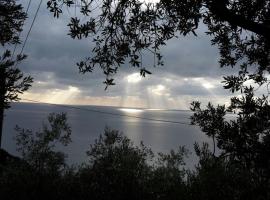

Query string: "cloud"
[[14, 0, 234, 109]]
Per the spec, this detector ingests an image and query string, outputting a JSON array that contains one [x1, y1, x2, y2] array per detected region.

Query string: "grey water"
[[2, 103, 212, 168]]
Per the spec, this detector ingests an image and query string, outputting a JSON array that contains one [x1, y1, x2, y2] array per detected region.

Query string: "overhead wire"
[[12, 0, 33, 59], [20, 98, 194, 126], [14, 1, 193, 127], [18, 0, 43, 58]]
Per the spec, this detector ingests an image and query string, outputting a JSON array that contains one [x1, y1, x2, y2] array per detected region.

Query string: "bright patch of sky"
[[14, 0, 238, 109], [126, 73, 142, 83]]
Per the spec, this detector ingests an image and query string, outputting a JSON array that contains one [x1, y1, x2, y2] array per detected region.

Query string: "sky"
[[8, 0, 239, 109]]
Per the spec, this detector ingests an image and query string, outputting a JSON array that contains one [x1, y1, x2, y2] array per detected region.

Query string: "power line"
[[18, 0, 43, 57], [21, 98, 194, 126], [12, 0, 33, 59]]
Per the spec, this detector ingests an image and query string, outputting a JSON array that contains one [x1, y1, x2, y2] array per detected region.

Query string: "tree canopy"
[[0, 118, 263, 200], [0, 0, 33, 147], [0, 0, 26, 45], [45, 3, 270, 198], [47, 0, 270, 90]]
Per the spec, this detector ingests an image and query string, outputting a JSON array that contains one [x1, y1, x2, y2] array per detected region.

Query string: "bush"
[[1, 112, 269, 200]]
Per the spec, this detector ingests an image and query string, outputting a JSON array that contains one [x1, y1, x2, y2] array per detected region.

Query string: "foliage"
[[0, 50, 33, 109], [0, 0, 33, 147], [1, 113, 270, 199], [2, 0, 270, 199], [47, 0, 270, 90], [0, 0, 26, 45], [0, 114, 186, 199], [149, 147, 188, 200], [0, 113, 72, 200], [0, 0, 33, 109], [187, 142, 256, 200], [15, 113, 71, 174], [78, 128, 153, 200], [0, 115, 191, 200], [191, 87, 270, 199]]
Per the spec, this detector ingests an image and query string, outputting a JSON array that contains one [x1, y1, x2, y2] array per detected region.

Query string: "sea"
[[2, 103, 212, 168]]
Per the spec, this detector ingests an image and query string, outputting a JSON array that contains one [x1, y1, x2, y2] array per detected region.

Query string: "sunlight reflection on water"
[[119, 108, 144, 114]]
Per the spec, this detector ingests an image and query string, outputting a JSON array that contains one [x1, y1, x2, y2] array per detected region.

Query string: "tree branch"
[[208, 0, 270, 40]]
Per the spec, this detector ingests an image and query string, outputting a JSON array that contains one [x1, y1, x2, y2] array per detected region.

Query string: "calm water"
[[3, 103, 211, 167]]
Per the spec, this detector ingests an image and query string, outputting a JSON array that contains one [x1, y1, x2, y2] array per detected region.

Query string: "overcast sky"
[[9, 0, 239, 109]]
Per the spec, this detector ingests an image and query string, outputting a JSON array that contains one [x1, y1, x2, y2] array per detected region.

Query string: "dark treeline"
[[0, 109, 269, 200]]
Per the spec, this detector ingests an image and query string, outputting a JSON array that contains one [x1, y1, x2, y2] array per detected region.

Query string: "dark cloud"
[[10, 0, 234, 109]]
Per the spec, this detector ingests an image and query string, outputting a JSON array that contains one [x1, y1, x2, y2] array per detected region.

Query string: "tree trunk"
[[0, 67, 5, 149], [0, 106, 3, 148]]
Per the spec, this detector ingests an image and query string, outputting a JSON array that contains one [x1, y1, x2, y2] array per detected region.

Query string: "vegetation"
[[1, 113, 269, 200], [191, 87, 270, 199], [0, 0, 33, 147], [47, 0, 270, 91], [44, 2, 270, 199], [0, 0, 269, 199]]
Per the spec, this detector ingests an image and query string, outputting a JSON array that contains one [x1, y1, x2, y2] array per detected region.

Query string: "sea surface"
[[3, 103, 212, 168]]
